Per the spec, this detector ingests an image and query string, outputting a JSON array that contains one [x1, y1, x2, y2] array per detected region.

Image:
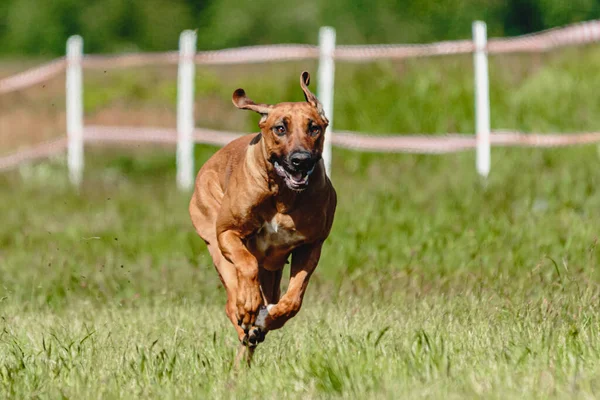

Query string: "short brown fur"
[[189, 72, 337, 365]]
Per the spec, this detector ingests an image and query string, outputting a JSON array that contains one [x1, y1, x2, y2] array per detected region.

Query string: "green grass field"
[[2, 43, 600, 398], [1, 143, 600, 399]]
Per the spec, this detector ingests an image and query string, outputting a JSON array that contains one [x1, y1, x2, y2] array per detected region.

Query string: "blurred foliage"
[[1, 0, 600, 55]]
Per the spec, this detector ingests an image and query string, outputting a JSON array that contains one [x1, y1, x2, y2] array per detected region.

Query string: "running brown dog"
[[189, 71, 336, 363]]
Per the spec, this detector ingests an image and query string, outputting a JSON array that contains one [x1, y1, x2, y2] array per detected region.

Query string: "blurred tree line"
[[0, 0, 599, 56]]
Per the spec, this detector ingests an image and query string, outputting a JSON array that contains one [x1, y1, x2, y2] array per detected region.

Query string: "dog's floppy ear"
[[300, 71, 327, 120], [232, 89, 272, 115]]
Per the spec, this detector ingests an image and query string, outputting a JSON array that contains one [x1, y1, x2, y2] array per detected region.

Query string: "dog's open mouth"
[[273, 161, 315, 191]]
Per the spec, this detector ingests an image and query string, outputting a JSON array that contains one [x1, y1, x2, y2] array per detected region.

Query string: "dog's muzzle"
[[272, 151, 319, 191]]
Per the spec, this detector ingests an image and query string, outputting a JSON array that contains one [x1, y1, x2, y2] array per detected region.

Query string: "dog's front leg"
[[218, 230, 262, 331], [258, 242, 323, 331]]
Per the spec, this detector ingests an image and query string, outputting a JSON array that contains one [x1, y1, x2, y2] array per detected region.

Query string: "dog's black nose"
[[289, 151, 313, 170]]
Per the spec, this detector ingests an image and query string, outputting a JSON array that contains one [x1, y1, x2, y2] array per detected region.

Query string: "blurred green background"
[[1, 0, 600, 55]]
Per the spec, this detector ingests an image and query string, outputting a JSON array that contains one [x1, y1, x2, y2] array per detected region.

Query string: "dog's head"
[[232, 71, 329, 191]]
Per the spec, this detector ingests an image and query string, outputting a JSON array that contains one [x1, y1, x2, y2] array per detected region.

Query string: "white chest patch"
[[255, 216, 304, 254]]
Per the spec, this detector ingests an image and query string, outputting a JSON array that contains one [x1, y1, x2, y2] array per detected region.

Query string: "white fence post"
[[318, 26, 336, 178], [66, 35, 84, 186], [473, 21, 491, 179], [176, 30, 197, 191]]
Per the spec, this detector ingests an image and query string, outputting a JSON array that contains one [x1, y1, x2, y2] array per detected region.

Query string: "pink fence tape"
[[0, 138, 67, 171], [83, 126, 600, 153], [2, 129, 600, 172], [3, 19, 600, 94], [0, 58, 66, 94]]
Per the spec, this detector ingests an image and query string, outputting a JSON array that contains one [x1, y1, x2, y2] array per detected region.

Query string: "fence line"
[[487, 18, 600, 53], [195, 45, 319, 65], [2, 19, 600, 182], [4, 19, 600, 95], [82, 129, 600, 151], [0, 138, 67, 171], [82, 52, 179, 69], [3, 129, 600, 173], [84, 126, 241, 146], [0, 58, 66, 94]]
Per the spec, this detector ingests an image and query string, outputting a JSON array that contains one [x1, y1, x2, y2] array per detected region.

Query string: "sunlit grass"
[[1, 143, 599, 398], [2, 42, 600, 398]]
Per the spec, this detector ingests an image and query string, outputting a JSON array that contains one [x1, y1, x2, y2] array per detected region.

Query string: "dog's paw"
[[245, 327, 266, 347], [239, 305, 274, 347]]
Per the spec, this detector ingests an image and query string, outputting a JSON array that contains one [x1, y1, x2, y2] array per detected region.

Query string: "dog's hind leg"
[[259, 243, 324, 331]]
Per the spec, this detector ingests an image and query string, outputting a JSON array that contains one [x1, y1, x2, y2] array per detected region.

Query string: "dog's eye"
[[309, 125, 321, 136], [273, 125, 286, 136]]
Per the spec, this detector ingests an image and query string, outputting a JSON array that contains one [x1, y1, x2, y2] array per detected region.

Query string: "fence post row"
[[63, 24, 492, 187], [66, 35, 84, 186], [176, 30, 197, 191], [472, 21, 491, 179], [317, 27, 336, 178]]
